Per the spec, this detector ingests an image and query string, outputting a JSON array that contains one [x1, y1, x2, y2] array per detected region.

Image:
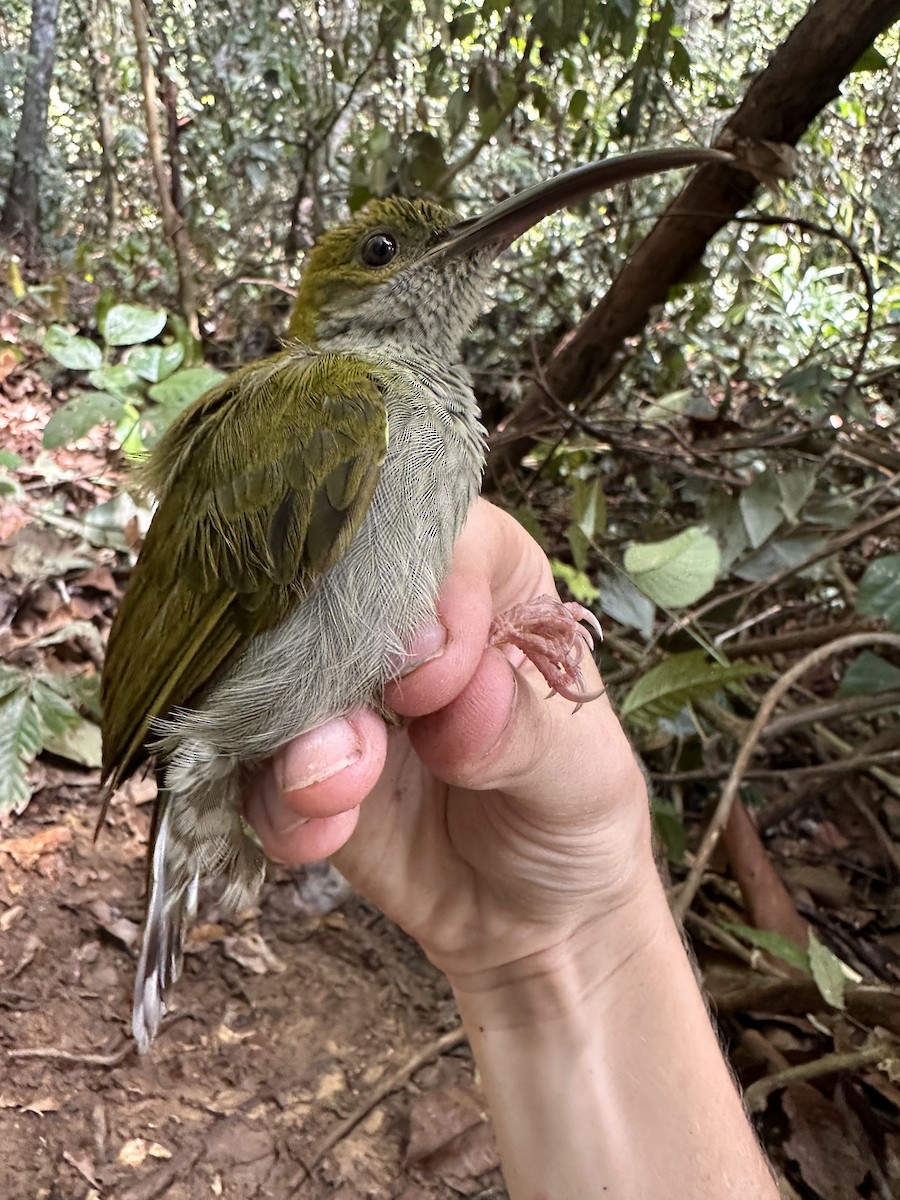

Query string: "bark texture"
[[0, 0, 61, 249]]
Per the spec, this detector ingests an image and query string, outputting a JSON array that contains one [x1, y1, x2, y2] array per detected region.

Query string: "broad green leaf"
[[87, 363, 142, 395], [620, 650, 755, 724], [148, 366, 227, 409], [41, 714, 102, 767], [43, 325, 102, 371], [807, 931, 846, 1010], [740, 472, 783, 548], [43, 392, 126, 449], [838, 651, 900, 698], [0, 674, 42, 815], [857, 555, 900, 631], [101, 304, 167, 347], [721, 922, 810, 974], [777, 469, 816, 522], [31, 677, 83, 738], [733, 534, 827, 583], [147, 342, 185, 382], [624, 527, 720, 608], [0, 448, 23, 469], [596, 568, 655, 640]]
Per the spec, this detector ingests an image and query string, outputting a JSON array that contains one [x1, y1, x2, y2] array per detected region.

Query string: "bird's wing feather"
[[101, 350, 388, 786]]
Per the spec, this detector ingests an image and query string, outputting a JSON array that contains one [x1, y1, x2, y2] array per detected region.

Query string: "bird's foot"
[[488, 596, 604, 708]]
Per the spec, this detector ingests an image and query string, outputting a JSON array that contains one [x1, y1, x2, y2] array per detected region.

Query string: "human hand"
[[244, 497, 655, 992]]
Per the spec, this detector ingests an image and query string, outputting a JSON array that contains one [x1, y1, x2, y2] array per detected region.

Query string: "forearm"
[[451, 866, 778, 1200]]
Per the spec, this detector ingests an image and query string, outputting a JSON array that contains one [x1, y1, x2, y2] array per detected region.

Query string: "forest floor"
[[3, 314, 900, 1200]]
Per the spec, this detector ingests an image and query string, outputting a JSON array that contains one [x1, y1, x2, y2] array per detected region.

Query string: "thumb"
[[408, 641, 646, 824]]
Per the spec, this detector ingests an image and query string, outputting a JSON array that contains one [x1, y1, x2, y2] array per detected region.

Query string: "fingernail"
[[280, 718, 361, 793], [398, 618, 448, 677]]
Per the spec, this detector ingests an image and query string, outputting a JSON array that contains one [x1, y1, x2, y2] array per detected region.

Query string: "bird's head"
[[287, 197, 477, 359], [287, 147, 735, 361]]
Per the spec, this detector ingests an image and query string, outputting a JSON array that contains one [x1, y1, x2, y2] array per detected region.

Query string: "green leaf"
[[0, 670, 42, 815], [568, 89, 589, 121], [43, 325, 102, 371], [777, 469, 816, 522], [624, 527, 720, 608], [41, 714, 102, 767], [87, 363, 142, 396], [0, 469, 24, 501], [0, 448, 23, 469], [807, 931, 847, 1009], [857, 555, 900, 631], [652, 800, 686, 863], [596, 568, 655, 640], [733, 534, 827, 583], [669, 40, 691, 84], [721, 922, 811, 974], [569, 476, 606, 541], [148, 366, 227, 409], [101, 304, 167, 347], [43, 392, 126, 449], [31, 677, 83, 738], [740, 472, 783, 548], [838, 651, 900, 697], [551, 559, 598, 605], [851, 46, 889, 72], [621, 650, 755, 724]]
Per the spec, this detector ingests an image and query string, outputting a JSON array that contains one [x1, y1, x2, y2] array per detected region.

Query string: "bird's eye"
[[360, 232, 398, 268]]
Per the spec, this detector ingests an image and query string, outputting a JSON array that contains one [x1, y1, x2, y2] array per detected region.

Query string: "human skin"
[[244, 497, 778, 1200]]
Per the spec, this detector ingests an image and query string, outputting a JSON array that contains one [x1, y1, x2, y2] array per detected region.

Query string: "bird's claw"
[[488, 596, 604, 707]]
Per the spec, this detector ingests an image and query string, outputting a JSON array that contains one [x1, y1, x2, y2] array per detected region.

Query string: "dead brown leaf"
[[0, 825, 73, 867], [221, 932, 286, 975], [406, 1083, 498, 1191], [782, 1082, 868, 1199]]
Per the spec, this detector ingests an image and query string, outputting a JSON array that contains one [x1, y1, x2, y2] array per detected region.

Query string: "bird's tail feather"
[[132, 762, 266, 1052]]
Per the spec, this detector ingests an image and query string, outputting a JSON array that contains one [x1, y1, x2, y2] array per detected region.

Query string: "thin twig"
[[655, 748, 900, 784], [299, 1026, 468, 1180], [762, 689, 900, 741], [850, 792, 900, 876], [7, 1042, 131, 1066], [744, 1041, 898, 1113], [673, 632, 900, 922]]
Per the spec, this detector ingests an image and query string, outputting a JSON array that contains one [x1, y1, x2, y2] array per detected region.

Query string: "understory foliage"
[[2, 0, 900, 1193]]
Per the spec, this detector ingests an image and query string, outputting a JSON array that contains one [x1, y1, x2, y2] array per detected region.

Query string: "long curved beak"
[[434, 147, 735, 258]]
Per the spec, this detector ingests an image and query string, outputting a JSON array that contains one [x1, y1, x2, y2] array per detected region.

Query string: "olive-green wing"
[[101, 351, 388, 787]]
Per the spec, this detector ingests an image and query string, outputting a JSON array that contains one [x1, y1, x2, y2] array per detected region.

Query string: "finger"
[[409, 644, 644, 819], [244, 710, 387, 863], [386, 498, 560, 718]]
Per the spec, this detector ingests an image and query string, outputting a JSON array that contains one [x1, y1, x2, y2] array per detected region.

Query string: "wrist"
[[446, 851, 671, 1029]]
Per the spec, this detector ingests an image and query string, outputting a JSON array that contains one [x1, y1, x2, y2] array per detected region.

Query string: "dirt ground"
[[0, 782, 501, 1200]]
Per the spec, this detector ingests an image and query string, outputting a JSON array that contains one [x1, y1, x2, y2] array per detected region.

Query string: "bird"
[[100, 146, 733, 1051]]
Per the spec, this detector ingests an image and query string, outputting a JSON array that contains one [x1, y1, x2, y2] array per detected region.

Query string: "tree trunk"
[[129, 0, 200, 338], [0, 0, 62, 252], [491, 0, 900, 476], [82, 1, 120, 239]]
